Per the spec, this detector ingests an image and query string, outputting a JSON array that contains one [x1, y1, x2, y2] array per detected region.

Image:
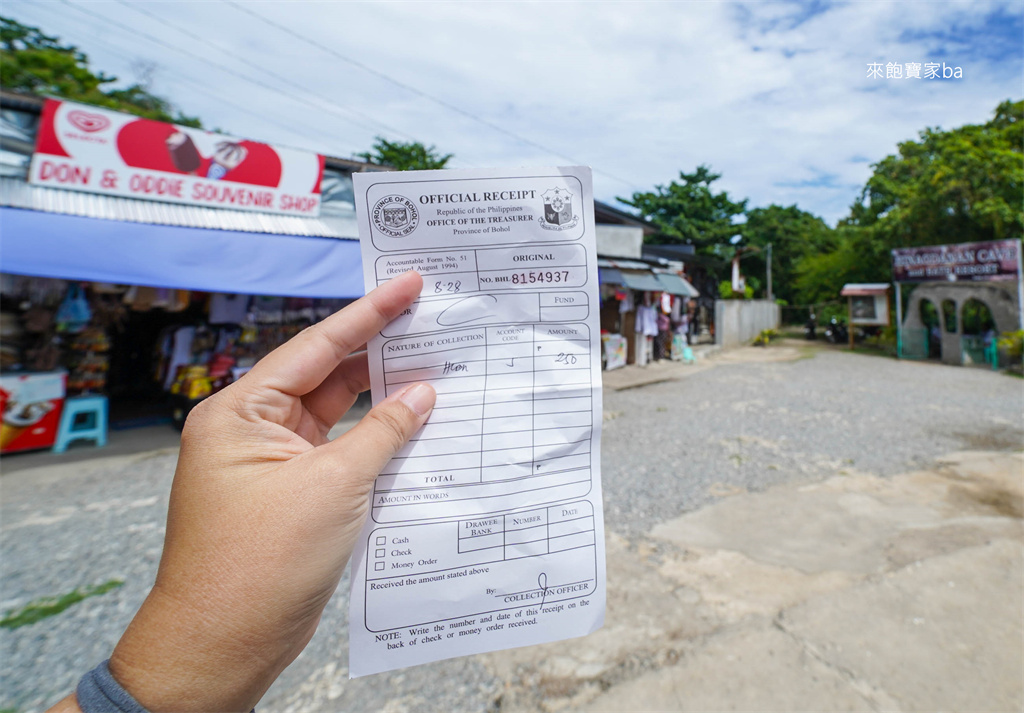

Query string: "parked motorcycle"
[[804, 313, 817, 340], [824, 317, 848, 344]]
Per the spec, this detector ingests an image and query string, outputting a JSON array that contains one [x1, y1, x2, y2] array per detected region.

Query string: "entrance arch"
[[918, 299, 941, 358], [961, 298, 996, 335], [902, 282, 1019, 365]]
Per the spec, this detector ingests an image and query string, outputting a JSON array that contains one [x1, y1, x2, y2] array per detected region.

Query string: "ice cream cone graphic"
[[1, 401, 53, 449], [0, 422, 26, 449], [206, 141, 247, 180]]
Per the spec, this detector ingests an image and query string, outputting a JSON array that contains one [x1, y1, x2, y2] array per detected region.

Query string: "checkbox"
[[376, 536, 386, 545], [375, 548, 385, 558], [374, 562, 385, 571]]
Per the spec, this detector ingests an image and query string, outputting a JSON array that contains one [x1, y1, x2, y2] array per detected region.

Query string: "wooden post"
[[848, 297, 855, 349]]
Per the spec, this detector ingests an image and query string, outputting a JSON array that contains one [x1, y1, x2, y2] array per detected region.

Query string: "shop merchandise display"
[[599, 283, 690, 367], [1, 275, 351, 437], [54, 284, 92, 334], [67, 328, 110, 393], [0, 312, 24, 370]]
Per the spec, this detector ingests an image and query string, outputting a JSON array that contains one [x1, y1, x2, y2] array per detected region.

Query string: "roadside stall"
[[0, 93, 377, 449], [597, 258, 698, 367]]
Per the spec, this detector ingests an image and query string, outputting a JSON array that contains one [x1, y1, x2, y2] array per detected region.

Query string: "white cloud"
[[7, 0, 1022, 224]]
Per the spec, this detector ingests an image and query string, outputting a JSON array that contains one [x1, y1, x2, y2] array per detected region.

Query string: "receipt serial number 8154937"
[[511, 270, 571, 285]]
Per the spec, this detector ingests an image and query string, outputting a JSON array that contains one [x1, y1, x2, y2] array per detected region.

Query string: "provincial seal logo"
[[372, 194, 420, 238], [539, 187, 578, 231]]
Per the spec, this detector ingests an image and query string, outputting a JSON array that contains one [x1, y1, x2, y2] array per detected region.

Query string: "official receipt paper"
[[349, 166, 606, 677]]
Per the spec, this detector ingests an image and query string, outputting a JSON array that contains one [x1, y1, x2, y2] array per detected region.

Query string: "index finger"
[[245, 270, 422, 397]]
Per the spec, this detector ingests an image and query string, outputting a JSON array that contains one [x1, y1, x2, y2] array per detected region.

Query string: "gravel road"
[[2, 348, 1021, 712]]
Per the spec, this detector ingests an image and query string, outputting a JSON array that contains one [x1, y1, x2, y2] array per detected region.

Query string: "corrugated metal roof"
[[621, 270, 664, 292], [597, 257, 652, 271], [0, 177, 359, 239], [654, 270, 700, 297], [841, 283, 890, 296]]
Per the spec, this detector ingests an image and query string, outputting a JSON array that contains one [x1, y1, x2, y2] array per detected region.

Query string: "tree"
[[742, 204, 835, 303], [356, 137, 452, 171], [617, 165, 747, 249], [850, 99, 1022, 246], [0, 16, 201, 127], [793, 99, 1023, 306]]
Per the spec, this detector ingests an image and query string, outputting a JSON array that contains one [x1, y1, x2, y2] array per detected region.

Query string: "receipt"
[[349, 167, 605, 677]]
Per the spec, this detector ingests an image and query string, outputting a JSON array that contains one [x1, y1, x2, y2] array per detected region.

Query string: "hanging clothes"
[[618, 290, 634, 314], [209, 293, 251, 325], [250, 296, 285, 323], [660, 292, 672, 314], [635, 305, 659, 337], [162, 326, 196, 390]]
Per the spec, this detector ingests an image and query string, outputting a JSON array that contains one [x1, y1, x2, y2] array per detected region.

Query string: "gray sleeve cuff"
[[76, 660, 149, 713]]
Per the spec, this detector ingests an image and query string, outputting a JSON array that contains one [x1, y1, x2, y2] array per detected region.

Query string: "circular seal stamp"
[[371, 194, 420, 238]]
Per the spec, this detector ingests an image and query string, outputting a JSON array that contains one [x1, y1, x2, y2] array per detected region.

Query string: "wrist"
[[109, 584, 279, 713]]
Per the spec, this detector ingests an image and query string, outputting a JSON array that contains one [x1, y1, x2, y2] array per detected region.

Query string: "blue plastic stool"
[[53, 395, 108, 453]]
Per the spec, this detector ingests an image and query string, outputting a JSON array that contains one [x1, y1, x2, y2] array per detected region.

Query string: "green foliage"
[[743, 204, 835, 303], [356, 136, 453, 171], [817, 303, 847, 324], [998, 330, 1024, 359], [718, 280, 753, 300], [619, 170, 834, 298], [961, 298, 996, 334], [850, 99, 1023, 245], [618, 165, 747, 249], [1, 579, 123, 630], [0, 16, 201, 127], [753, 328, 779, 346], [864, 325, 898, 355], [793, 100, 1023, 305]]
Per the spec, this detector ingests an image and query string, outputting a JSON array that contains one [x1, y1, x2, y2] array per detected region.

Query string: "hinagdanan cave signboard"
[[891, 240, 1020, 283]]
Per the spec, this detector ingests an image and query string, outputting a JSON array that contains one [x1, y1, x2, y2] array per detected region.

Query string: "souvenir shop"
[[0, 278, 355, 434], [597, 259, 699, 370], [0, 93, 372, 453]]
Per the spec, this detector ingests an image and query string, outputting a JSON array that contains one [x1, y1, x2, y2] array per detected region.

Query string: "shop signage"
[[891, 239, 1020, 283], [29, 99, 324, 217]]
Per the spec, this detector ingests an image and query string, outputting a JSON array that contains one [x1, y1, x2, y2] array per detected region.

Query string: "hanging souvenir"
[[55, 284, 91, 334]]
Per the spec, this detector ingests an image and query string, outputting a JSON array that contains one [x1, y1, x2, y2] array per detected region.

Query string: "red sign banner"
[[29, 99, 324, 217], [891, 239, 1020, 283]]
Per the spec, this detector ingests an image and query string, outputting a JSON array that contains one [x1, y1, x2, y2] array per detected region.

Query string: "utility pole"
[[766, 243, 773, 301]]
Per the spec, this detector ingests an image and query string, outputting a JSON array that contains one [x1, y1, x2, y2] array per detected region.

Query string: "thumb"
[[325, 382, 436, 482]]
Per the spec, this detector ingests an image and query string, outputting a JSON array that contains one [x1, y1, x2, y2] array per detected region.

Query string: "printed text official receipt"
[[350, 167, 606, 677]]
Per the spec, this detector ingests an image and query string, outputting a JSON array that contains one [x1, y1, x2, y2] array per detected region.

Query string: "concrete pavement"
[[3, 344, 1021, 712], [482, 450, 1023, 712]]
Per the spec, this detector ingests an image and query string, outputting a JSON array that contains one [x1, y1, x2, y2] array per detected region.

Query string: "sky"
[[5, 0, 1023, 225]]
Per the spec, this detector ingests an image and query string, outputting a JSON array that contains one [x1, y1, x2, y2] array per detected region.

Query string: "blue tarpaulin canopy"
[[598, 266, 624, 285], [0, 207, 366, 298]]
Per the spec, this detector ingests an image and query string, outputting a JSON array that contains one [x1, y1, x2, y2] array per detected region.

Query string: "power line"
[[222, 0, 639, 187], [52, 0, 398, 149], [9, 0, 355, 155], [111, 0, 417, 143]]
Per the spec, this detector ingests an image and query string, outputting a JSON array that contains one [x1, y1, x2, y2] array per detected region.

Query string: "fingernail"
[[399, 383, 435, 416]]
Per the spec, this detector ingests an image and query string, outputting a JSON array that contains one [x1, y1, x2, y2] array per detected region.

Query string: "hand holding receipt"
[[351, 167, 606, 677]]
